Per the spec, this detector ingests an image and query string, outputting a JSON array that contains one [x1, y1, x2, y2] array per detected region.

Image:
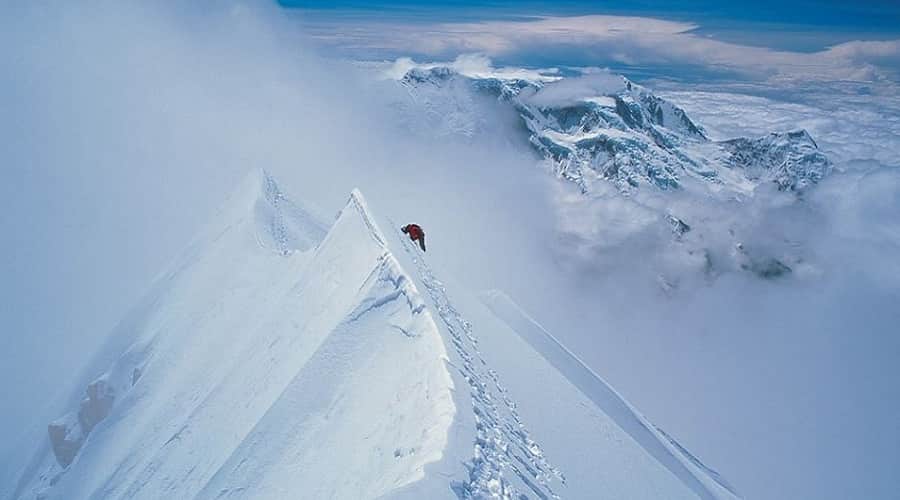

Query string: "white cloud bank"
[[307, 14, 900, 85]]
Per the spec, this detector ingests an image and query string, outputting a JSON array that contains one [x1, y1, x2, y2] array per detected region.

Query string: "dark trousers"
[[416, 235, 426, 252]]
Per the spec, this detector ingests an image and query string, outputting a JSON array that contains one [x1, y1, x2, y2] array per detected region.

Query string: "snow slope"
[[479, 290, 738, 499], [7, 171, 454, 499], [7, 171, 739, 499], [383, 224, 738, 500]]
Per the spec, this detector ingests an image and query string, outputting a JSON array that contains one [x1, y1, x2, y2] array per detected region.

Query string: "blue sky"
[[279, 0, 900, 33], [277, 1, 900, 87]]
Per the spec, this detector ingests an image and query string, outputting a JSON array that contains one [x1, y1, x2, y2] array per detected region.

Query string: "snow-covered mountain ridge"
[[392, 62, 832, 284], [9, 171, 455, 499], [6, 170, 739, 499], [397, 65, 832, 196]]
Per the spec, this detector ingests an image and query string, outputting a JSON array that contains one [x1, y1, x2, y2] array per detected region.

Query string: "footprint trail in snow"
[[394, 223, 566, 500]]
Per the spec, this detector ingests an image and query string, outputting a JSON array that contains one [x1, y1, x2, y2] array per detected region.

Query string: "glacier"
[[6, 170, 739, 499]]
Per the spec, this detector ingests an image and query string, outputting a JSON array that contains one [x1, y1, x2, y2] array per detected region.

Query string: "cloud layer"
[[303, 14, 900, 85]]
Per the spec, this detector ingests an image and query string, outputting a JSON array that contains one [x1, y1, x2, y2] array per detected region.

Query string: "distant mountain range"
[[394, 63, 833, 283], [400, 65, 830, 195]]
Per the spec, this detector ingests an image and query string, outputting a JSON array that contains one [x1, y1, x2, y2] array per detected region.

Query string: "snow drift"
[[6, 170, 738, 499]]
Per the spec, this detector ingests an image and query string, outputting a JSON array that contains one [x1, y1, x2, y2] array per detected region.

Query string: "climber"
[[401, 223, 426, 252]]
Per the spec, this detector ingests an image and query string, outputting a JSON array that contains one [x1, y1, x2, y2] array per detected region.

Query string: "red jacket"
[[404, 224, 424, 240]]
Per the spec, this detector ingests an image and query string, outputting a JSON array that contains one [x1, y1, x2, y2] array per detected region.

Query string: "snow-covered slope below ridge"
[[8, 170, 454, 500], [7, 170, 739, 499]]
